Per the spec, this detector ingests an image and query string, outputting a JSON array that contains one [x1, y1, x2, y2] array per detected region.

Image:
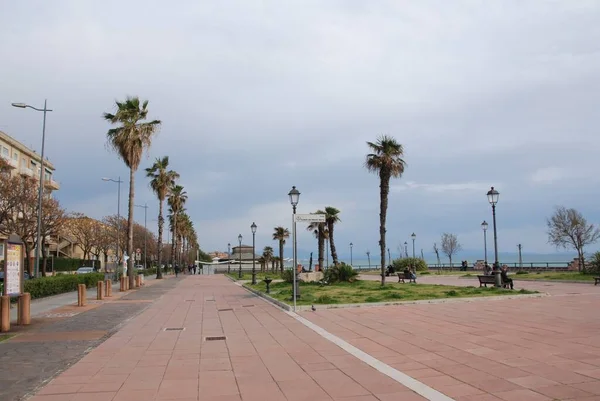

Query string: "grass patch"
[[247, 279, 536, 305], [0, 334, 15, 343], [226, 271, 283, 281], [509, 272, 596, 281]]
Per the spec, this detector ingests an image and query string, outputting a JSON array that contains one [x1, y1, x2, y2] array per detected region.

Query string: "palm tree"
[[307, 210, 326, 272], [262, 246, 274, 272], [168, 185, 187, 267], [104, 97, 161, 288], [272, 227, 290, 272], [146, 156, 179, 279], [365, 135, 406, 285], [324, 207, 341, 266]]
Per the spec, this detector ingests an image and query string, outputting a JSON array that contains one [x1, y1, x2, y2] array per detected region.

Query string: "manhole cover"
[[164, 327, 185, 331], [205, 336, 226, 341], [218, 308, 233, 312]]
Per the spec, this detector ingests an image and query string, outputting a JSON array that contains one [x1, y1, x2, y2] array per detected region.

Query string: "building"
[[0, 130, 59, 190], [230, 245, 259, 262]]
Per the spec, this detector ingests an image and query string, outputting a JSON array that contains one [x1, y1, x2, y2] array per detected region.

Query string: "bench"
[[595, 277, 600, 286], [477, 275, 511, 289], [398, 272, 416, 283]]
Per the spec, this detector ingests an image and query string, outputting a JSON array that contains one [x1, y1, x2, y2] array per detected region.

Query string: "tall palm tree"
[[324, 206, 341, 266], [146, 156, 179, 279], [365, 135, 406, 285], [168, 185, 187, 267], [307, 210, 326, 272], [104, 97, 161, 288], [272, 227, 290, 272], [262, 246, 274, 272]]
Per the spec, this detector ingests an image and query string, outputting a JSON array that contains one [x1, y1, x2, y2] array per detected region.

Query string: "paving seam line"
[[233, 281, 455, 401]]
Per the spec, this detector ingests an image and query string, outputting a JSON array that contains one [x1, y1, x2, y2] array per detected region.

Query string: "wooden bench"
[[398, 272, 416, 283], [594, 277, 600, 286], [477, 275, 511, 289]]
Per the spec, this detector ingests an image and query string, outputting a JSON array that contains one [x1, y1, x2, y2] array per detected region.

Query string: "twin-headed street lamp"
[[288, 186, 300, 311], [12, 101, 52, 278], [251, 222, 257, 285], [237, 234, 243, 279], [486, 186, 501, 287]]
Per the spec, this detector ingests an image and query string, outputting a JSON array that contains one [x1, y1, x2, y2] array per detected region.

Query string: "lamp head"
[[481, 220, 488, 231], [404, 241, 407, 245], [350, 242, 353, 247], [487, 186, 499, 205], [251, 222, 257, 234], [288, 186, 300, 206], [11, 103, 27, 108], [102, 177, 110, 181], [238, 234, 242, 243], [411, 233, 416, 239]]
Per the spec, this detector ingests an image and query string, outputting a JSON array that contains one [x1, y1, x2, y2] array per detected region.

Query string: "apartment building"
[[0, 130, 59, 190]]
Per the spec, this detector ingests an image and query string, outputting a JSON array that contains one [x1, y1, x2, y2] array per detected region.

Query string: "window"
[[21, 158, 27, 168], [1, 146, 8, 157], [44, 171, 50, 181], [12, 152, 18, 161]]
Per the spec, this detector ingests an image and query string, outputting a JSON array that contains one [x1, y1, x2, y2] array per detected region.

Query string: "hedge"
[[23, 273, 105, 299], [392, 257, 429, 272], [53, 258, 98, 272]]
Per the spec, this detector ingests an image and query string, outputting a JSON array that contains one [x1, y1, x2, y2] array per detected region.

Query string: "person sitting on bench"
[[501, 265, 513, 289]]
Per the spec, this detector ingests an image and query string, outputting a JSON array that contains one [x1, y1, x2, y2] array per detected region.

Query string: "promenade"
[[7, 274, 600, 401]]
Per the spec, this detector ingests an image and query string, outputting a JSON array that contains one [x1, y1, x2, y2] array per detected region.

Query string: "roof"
[[0, 130, 56, 170]]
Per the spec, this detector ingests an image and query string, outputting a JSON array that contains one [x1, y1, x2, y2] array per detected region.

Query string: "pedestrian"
[[174, 264, 179, 277], [501, 265, 514, 289], [193, 264, 197, 275]]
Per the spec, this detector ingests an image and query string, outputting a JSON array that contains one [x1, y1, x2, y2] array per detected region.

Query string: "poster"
[[5, 243, 22, 295]]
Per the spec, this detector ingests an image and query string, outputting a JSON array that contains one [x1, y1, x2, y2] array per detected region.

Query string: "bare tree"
[[433, 243, 441, 267], [39, 197, 67, 276], [65, 213, 102, 260], [547, 206, 600, 272], [441, 233, 462, 268]]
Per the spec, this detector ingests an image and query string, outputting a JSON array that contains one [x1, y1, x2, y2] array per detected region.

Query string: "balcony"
[[19, 166, 34, 177], [0, 154, 16, 169], [44, 178, 60, 190]]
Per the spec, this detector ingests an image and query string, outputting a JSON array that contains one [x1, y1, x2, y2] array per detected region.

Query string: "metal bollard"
[[97, 281, 104, 300], [77, 284, 86, 306]]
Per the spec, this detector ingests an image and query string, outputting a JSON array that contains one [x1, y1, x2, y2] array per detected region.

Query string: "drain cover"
[[205, 336, 226, 341], [164, 327, 185, 331], [218, 308, 233, 312]]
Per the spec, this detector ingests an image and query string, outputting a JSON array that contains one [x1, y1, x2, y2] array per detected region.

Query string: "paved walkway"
[[23, 275, 600, 401]]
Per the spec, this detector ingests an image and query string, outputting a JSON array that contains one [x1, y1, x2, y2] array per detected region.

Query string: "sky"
[[2, 0, 600, 262]]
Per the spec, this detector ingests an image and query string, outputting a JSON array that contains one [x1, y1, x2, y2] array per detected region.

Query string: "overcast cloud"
[[2, 1, 599, 261]]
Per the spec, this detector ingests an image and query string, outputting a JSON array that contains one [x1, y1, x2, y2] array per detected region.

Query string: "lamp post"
[[404, 241, 408, 258], [517, 243, 522, 271], [227, 243, 231, 273], [12, 101, 53, 278], [481, 221, 488, 268], [366, 250, 371, 269], [486, 186, 501, 287], [387, 248, 391, 264], [135, 203, 149, 268], [326, 238, 329, 269], [102, 177, 122, 279], [288, 186, 300, 311], [251, 222, 257, 284], [411, 233, 416, 258], [349, 242, 353, 266], [237, 234, 243, 279]]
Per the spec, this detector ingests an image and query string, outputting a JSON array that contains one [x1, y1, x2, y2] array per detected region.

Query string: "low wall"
[[298, 272, 324, 283]]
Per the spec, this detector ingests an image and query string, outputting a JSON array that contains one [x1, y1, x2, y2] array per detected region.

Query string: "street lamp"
[[486, 186, 501, 287], [288, 186, 300, 311], [411, 233, 416, 258], [12, 101, 53, 278], [135, 203, 149, 269], [238, 234, 243, 279], [404, 241, 408, 258], [251, 222, 257, 284], [102, 177, 123, 278], [481, 221, 488, 268], [349, 242, 353, 266], [227, 243, 231, 274], [366, 250, 371, 269]]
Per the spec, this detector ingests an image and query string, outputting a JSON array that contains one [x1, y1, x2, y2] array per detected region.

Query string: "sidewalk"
[[26, 275, 427, 401]]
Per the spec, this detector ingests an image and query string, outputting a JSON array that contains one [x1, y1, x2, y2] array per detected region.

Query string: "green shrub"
[[588, 252, 600, 274], [24, 273, 105, 299], [324, 262, 358, 283], [392, 257, 428, 272], [516, 271, 529, 275], [140, 267, 157, 276], [282, 269, 295, 283], [445, 290, 458, 296], [52, 258, 98, 272]]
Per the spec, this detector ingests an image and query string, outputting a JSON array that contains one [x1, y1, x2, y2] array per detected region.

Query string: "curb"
[[240, 283, 292, 311]]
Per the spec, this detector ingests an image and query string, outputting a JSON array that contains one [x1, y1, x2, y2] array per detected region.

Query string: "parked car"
[[75, 267, 94, 275]]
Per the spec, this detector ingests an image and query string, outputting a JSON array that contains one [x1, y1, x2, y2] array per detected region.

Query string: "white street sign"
[[295, 213, 326, 223]]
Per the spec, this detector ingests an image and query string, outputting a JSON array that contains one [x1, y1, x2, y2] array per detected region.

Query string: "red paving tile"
[[28, 275, 600, 401]]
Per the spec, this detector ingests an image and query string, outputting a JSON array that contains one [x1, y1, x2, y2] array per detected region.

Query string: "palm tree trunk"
[[328, 222, 339, 266], [379, 172, 390, 285], [156, 200, 164, 279], [279, 240, 284, 273], [318, 225, 324, 272], [127, 167, 135, 289], [171, 216, 177, 269]]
